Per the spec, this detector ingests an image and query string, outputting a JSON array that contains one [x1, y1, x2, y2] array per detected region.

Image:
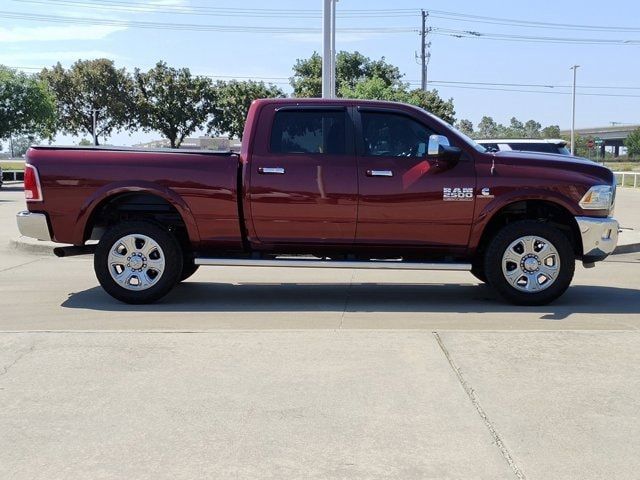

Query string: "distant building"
[[133, 136, 241, 152]]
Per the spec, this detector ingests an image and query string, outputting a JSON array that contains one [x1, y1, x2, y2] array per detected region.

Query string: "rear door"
[[354, 107, 476, 249], [248, 105, 358, 245]]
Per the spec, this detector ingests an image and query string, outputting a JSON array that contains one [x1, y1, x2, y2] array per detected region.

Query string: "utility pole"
[[322, 0, 336, 99], [570, 65, 580, 155], [419, 10, 431, 91]]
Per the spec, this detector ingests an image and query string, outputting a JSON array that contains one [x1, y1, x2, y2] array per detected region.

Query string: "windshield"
[[413, 105, 487, 153], [454, 127, 487, 153]]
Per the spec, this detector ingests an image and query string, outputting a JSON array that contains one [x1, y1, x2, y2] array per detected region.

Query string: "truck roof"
[[476, 138, 567, 145]]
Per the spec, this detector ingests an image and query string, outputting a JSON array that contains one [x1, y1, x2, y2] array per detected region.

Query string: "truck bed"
[[26, 146, 243, 248]]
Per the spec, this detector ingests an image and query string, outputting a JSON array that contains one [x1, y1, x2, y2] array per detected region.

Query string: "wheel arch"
[[74, 182, 200, 246], [472, 198, 583, 260]]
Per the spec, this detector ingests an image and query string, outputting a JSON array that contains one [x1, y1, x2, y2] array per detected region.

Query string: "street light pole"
[[570, 64, 580, 155], [330, 0, 336, 98], [322, 0, 332, 99]]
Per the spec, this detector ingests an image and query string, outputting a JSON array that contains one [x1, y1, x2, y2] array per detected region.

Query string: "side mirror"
[[427, 134, 462, 161]]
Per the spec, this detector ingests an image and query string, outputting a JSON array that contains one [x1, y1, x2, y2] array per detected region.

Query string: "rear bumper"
[[576, 216, 618, 263], [16, 211, 52, 241]]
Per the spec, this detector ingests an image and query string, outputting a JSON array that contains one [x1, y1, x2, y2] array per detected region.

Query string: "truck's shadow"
[[62, 282, 640, 320]]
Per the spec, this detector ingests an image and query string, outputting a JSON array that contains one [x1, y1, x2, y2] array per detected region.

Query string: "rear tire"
[[94, 220, 183, 304], [484, 220, 575, 306]]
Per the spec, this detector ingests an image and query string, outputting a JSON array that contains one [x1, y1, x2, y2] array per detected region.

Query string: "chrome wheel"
[[501, 235, 560, 293], [107, 234, 165, 291]]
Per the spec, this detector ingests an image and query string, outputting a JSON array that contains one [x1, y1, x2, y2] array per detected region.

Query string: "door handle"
[[258, 167, 285, 175], [366, 170, 393, 177]]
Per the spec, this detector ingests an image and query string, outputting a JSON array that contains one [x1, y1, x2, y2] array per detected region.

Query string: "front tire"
[[484, 220, 575, 306], [470, 258, 487, 283], [94, 221, 183, 304], [179, 257, 200, 282]]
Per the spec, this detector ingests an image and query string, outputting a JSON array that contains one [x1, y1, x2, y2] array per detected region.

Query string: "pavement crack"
[[338, 270, 356, 329], [0, 258, 43, 273], [0, 342, 36, 380], [433, 331, 526, 480]]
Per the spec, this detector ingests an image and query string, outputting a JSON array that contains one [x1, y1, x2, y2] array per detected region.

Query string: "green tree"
[[40, 59, 135, 145], [402, 88, 456, 124], [78, 138, 92, 146], [290, 51, 403, 98], [541, 125, 561, 138], [455, 119, 474, 137], [207, 80, 284, 140], [501, 117, 525, 138], [134, 61, 213, 148], [477, 116, 498, 138], [523, 120, 542, 138], [339, 77, 455, 124], [0, 66, 56, 141], [561, 134, 589, 157], [10, 134, 41, 157], [625, 127, 640, 158]]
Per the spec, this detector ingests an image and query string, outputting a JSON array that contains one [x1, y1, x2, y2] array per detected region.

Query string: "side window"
[[361, 112, 434, 157], [270, 110, 346, 155]]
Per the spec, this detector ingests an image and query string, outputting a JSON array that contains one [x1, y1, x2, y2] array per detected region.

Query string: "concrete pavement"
[[2, 182, 640, 479]]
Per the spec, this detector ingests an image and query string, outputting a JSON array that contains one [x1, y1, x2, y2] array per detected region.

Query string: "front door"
[[355, 108, 476, 249], [249, 106, 358, 245]]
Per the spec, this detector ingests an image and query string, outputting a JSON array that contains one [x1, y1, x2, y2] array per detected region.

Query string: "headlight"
[[579, 185, 614, 210]]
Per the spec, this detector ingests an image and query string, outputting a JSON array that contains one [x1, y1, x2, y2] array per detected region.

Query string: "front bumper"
[[16, 211, 52, 241], [576, 216, 618, 263]]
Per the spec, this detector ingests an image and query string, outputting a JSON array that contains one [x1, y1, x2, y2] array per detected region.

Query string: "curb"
[[9, 236, 69, 256]]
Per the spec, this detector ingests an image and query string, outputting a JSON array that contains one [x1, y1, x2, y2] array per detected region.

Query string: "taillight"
[[24, 164, 43, 202]]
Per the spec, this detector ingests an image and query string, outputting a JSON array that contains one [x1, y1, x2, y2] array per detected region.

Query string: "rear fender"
[[73, 181, 201, 245]]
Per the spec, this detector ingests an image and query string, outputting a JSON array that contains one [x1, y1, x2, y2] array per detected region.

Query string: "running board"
[[194, 257, 471, 271]]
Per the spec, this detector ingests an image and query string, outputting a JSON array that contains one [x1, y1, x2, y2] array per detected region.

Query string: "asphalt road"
[[1, 184, 640, 479]]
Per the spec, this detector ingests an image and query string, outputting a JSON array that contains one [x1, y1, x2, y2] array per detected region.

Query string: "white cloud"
[[0, 50, 125, 69], [0, 25, 126, 43]]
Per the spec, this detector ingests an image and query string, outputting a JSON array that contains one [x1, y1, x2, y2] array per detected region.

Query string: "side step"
[[194, 257, 471, 271]]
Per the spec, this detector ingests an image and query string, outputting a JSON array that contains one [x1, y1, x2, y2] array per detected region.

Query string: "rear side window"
[[361, 112, 434, 157], [270, 110, 346, 155]]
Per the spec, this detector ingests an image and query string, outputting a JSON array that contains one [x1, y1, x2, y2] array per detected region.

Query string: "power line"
[[11, 0, 640, 35], [8, 66, 640, 98], [3, 9, 638, 46], [7, 64, 640, 93], [0, 10, 415, 33], [10, 0, 418, 18], [432, 28, 640, 45], [407, 83, 640, 99], [427, 9, 640, 33]]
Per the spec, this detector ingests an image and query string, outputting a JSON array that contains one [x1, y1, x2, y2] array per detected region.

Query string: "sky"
[[1, 0, 639, 146]]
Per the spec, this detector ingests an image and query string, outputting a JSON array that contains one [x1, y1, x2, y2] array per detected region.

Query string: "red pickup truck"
[[17, 98, 618, 305]]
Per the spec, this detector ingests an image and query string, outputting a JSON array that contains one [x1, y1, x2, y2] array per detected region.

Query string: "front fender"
[[468, 188, 580, 252], [72, 181, 201, 245]]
